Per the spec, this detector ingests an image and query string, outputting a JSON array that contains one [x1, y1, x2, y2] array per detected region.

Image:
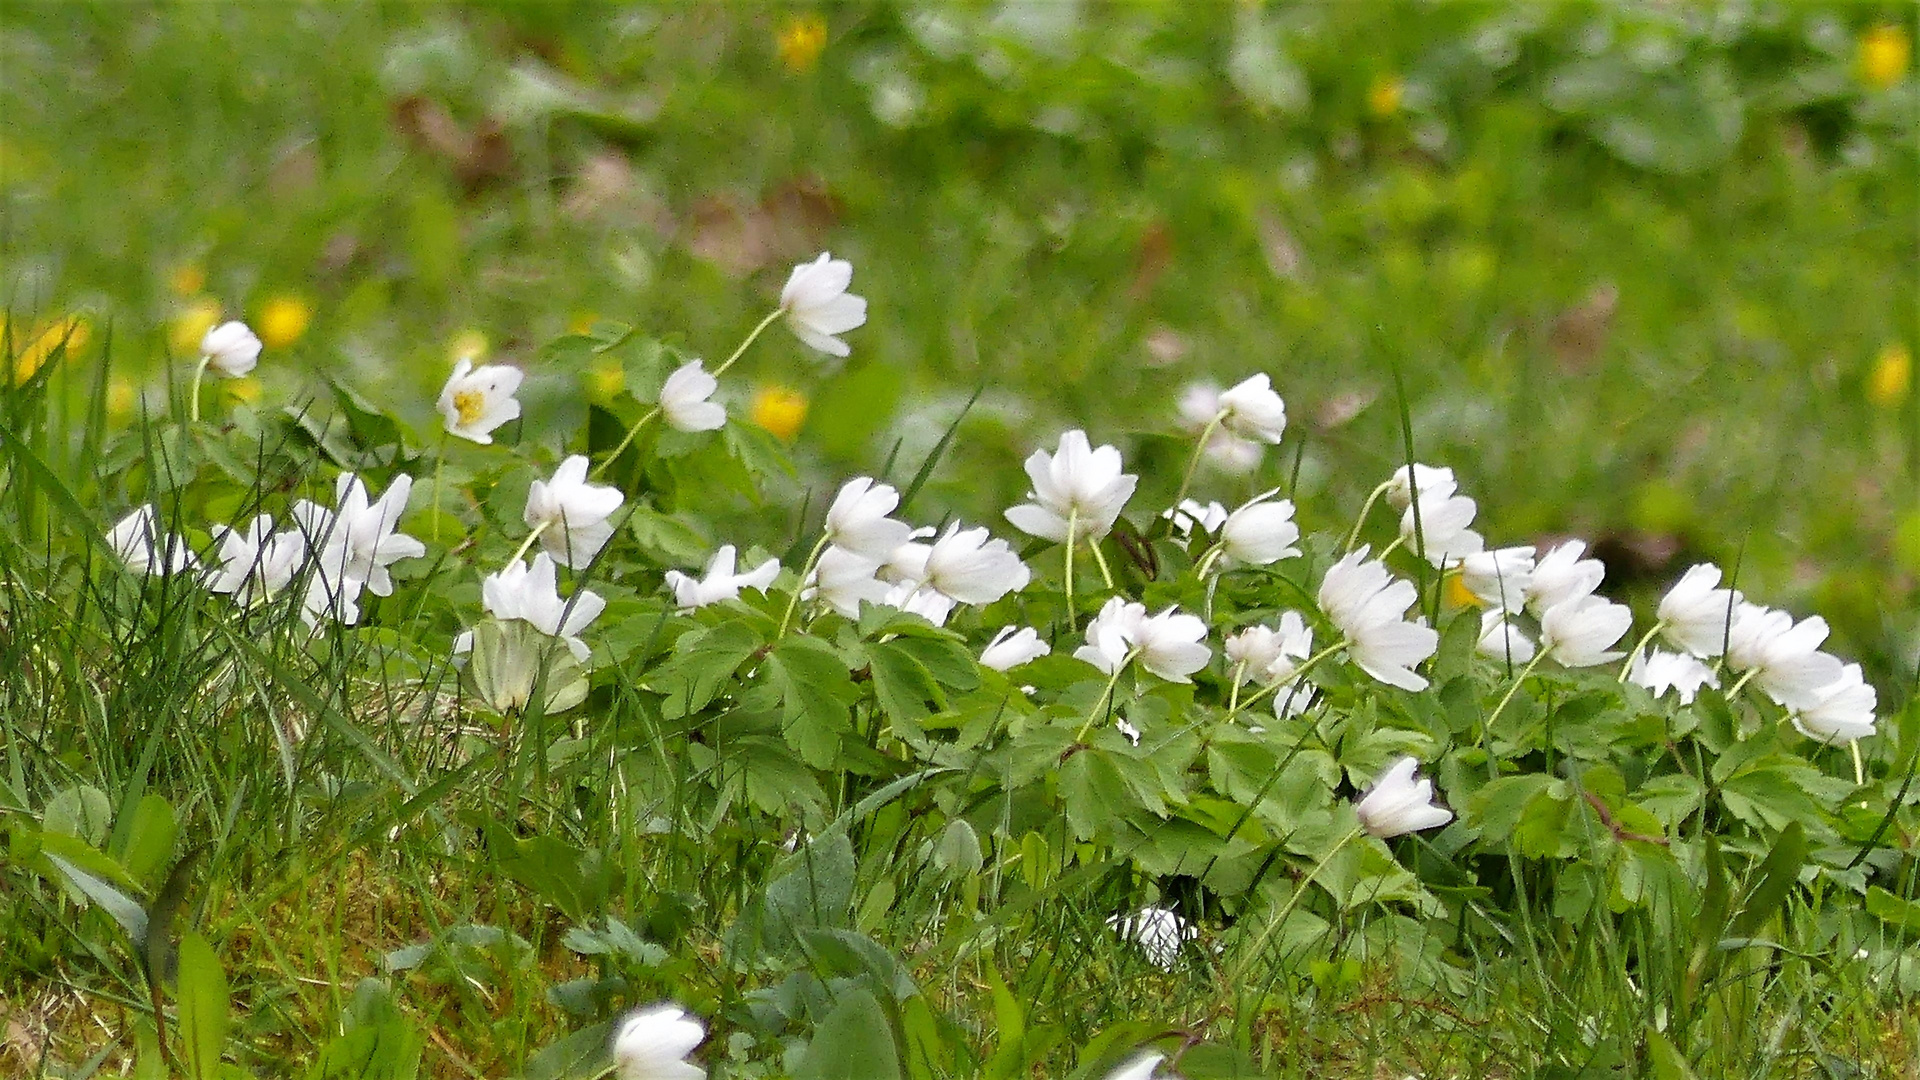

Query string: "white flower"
[[301, 571, 365, 628], [1400, 491, 1483, 567], [291, 473, 425, 598], [1539, 593, 1632, 667], [1384, 463, 1457, 511], [1203, 431, 1264, 473], [1103, 1052, 1172, 1080], [524, 456, 625, 569], [780, 251, 867, 358], [1526, 540, 1606, 615], [806, 545, 891, 617], [1459, 546, 1536, 613], [1215, 373, 1288, 443], [1177, 382, 1222, 432], [1004, 430, 1138, 543], [1105, 906, 1195, 970], [658, 360, 726, 432], [1225, 611, 1313, 685], [106, 505, 198, 577], [880, 581, 956, 626], [1177, 385, 1262, 473], [1628, 649, 1717, 704], [1317, 549, 1438, 692], [208, 515, 307, 604], [1657, 564, 1741, 658], [1791, 664, 1877, 744], [1219, 489, 1301, 567], [980, 625, 1050, 671], [921, 523, 1030, 605], [664, 545, 779, 610], [611, 1004, 706, 1080], [1075, 597, 1145, 675], [200, 321, 262, 377], [1353, 756, 1453, 839], [1127, 605, 1213, 682], [437, 357, 524, 444], [1724, 603, 1846, 711], [1476, 609, 1536, 663], [481, 553, 606, 662], [825, 477, 914, 562], [1165, 499, 1228, 541]]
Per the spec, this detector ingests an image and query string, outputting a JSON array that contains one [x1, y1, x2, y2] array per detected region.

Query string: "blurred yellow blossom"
[[588, 362, 625, 402], [1367, 74, 1404, 117], [1859, 24, 1911, 90], [168, 263, 206, 297], [9, 314, 91, 384], [777, 14, 828, 74], [749, 384, 808, 440], [107, 377, 136, 422], [258, 294, 312, 348], [224, 378, 263, 405], [171, 298, 223, 356], [1444, 572, 1479, 610], [449, 329, 490, 363], [1869, 343, 1911, 407]]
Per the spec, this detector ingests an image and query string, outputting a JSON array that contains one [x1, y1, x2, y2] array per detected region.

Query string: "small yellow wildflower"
[[224, 378, 263, 405], [9, 314, 91, 384], [449, 329, 489, 364], [257, 294, 312, 348], [1367, 74, 1404, 117], [107, 377, 136, 422], [588, 362, 625, 402], [749, 384, 808, 441], [569, 310, 602, 335], [168, 263, 206, 297], [1869, 343, 1911, 407], [1859, 23, 1911, 90], [777, 14, 828, 74], [171, 298, 223, 356]]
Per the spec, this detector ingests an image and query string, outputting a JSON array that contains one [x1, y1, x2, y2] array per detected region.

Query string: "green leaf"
[[1645, 1027, 1698, 1080], [794, 987, 902, 1080], [44, 784, 112, 846], [44, 852, 149, 944], [766, 636, 858, 768], [1060, 750, 1131, 841], [522, 1021, 613, 1080], [176, 932, 229, 1080], [1865, 886, 1920, 932], [764, 831, 857, 952], [868, 640, 946, 724], [118, 796, 177, 886], [1730, 822, 1806, 940], [650, 621, 764, 717]]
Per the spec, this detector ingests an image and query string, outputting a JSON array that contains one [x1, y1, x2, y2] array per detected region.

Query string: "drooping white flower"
[[208, 515, 307, 604], [1460, 546, 1536, 613], [1165, 499, 1228, 541], [806, 545, 890, 617], [1103, 1052, 1172, 1080], [1203, 431, 1263, 473], [1400, 491, 1484, 567], [1105, 906, 1195, 970], [664, 545, 779, 610], [1539, 593, 1632, 667], [1526, 540, 1606, 615], [291, 473, 425, 598], [106, 505, 198, 577], [921, 523, 1031, 605], [1791, 664, 1878, 744], [611, 1003, 706, 1080], [1317, 549, 1438, 691], [1219, 489, 1302, 567], [481, 553, 606, 662], [1004, 430, 1138, 543], [1384, 463, 1457, 511], [1656, 564, 1742, 658], [880, 580, 956, 626], [1476, 609, 1536, 663], [1225, 611, 1313, 685], [1724, 603, 1847, 711], [780, 251, 867, 358], [1215, 373, 1288, 444], [658, 360, 726, 432], [1070, 598, 1210, 683], [824, 477, 915, 562], [1075, 599, 1144, 675], [200, 321, 262, 377], [301, 568, 365, 628], [1354, 756, 1453, 838], [437, 357, 524, 444], [1628, 649, 1717, 704], [524, 456, 625, 569], [980, 625, 1050, 671]]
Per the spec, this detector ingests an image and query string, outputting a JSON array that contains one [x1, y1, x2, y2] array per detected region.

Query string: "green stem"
[[1725, 667, 1758, 699], [1223, 641, 1346, 724], [1616, 621, 1667, 682], [507, 520, 550, 568], [1172, 412, 1224, 509], [1073, 649, 1140, 743], [1229, 825, 1364, 984], [1063, 507, 1078, 633], [1482, 648, 1549, 741], [1227, 661, 1246, 714], [776, 532, 832, 639], [592, 405, 660, 482], [187, 355, 211, 423], [431, 431, 448, 544], [1193, 542, 1226, 579], [712, 307, 785, 380], [1343, 480, 1393, 553], [1375, 534, 1405, 561], [1088, 534, 1116, 591]]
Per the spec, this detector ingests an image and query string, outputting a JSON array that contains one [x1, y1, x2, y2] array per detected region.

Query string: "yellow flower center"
[[453, 388, 488, 427]]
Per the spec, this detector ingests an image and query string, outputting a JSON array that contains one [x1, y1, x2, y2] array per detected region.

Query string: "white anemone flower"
[[208, 515, 307, 604], [611, 1004, 706, 1080], [1317, 548, 1438, 691], [1628, 649, 1717, 704], [1075, 598, 1146, 675], [291, 472, 425, 598], [658, 360, 726, 432], [1792, 664, 1878, 744], [1460, 545, 1536, 613], [1219, 489, 1301, 567], [1526, 540, 1606, 615], [106, 505, 199, 577], [805, 545, 890, 617], [481, 553, 606, 662], [1354, 756, 1453, 839], [1477, 609, 1536, 663], [437, 357, 524, 444], [1384, 463, 1457, 511], [980, 625, 1050, 671], [200, 320, 262, 377], [1225, 611, 1313, 685], [921, 523, 1031, 605], [524, 456, 625, 569], [1657, 564, 1742, 658], [780, 252, 867, 358], [1400, 491, 1484, 567], [1215, 373, 1288, 443], [1103, 1053, 1173, 1080], [881, 581, 956, 626], [1165, 499, 1228, 541], [1004, 429, 1138, 543], [1105, 906, 1196, 970], [824, 477, 915, 562], [664, 545, 779, 610], [1539, 593, 1633, 667], [1074, 598, 1211, 682], [1724, 603, 1846, 711]]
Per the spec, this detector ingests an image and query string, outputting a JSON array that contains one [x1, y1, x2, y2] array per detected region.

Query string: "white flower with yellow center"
[[437, 357, 524, 444]]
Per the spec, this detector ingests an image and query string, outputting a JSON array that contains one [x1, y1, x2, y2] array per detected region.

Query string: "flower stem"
[[507, 520, 550, 568], [1063, 507, 1078, 633], [1616, 621, 1667, 682], [1482, 648, 1549, 740], [1229, 825, 1363, 984], [1088, 535, 1116, 591], [712, 307, 785, 380], [776, 532, 832, 639], [1172, 412, 1224, 510], [431, 431, 448, 544], [1725, 667, 1757, 699], [1073, 649, 1140, 743], [1193, 543, 1226, 580], [1223, 641, 1345, 724], [1343, 480, 1393, 553], [592, 405, 660, 482], [1375, 535, 1405, 561], [187, 355, 211, 423]]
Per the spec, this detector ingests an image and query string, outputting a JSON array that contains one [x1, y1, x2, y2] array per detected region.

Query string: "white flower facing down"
[[1166, 499, 1229, 541], [1103, 1052, 1175, 1080], [524, 456, 625, 569], [1657, 563, 1742, 658], [1353, 756, 1453, 839], [658, 360, 726, 433], [611, 1004, 706, 1080], [1460, 545, 1536, 613], [1538, 593, 1633, 668], [1214, 372, 1288, 444], [437, 357, 524, 444], [1477, 609, 1536, 664], [1224, 611, 1313, 686], [780, 251, 867, 358], [208, 515, 307, 605], [825, 477, 915, 562], [1400, 491, 1484, 567], [664, 545, 779, 610], [1105, 906, 1196, 970], [1628, 649, 1717, 705], [200, 320, 262, 377], [1526, 540, 1606, 615], [1004, 429, 1138, 543], [1317, 549, 1439, 692], [481, 553, 606, 662], [1073, 597, 1211, 683], [881, 580, 956, 626], [1724, 603, 1847, 712], [806, 545, 891, 617], [1219, 489, 1301, 567], [1384, 463, 1457, 511], [1792, 664, 1878, 745], [920, 523, 1031, 605], [106, 505, 198, 577], [980, 625, 1050, 671]]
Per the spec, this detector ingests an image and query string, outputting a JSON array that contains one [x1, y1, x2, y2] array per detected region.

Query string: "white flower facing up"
[[1477, 609, 1536, 664], [1105, 906, 1196, 970], [1317, 548, 1439, 692], [1460, 545, 1536, 613], [664, 545, 780, 610], [1224, 611, 1313, 686], [1628, 649, 1717, 704], [1538, 593, 1633, 668], [106, 505, 198, 577], [806, 545, 891, 617], [824, 477, 915, 562], [200, 320, 263, 377], [1353, 756, 1454, 839], [1657, 563, 1742, 658], [437, 357, 524, 444], [1724, 603, 1847, 711], [524, 456, 625, 569], [658, 360, 726, 432], [1074, 598, 1211, 683], [920, 523, 1031, 605], [1400, 490, 1484, 567], [1103, 1052, 1175, 1080], [1218, 489, 1302, 567], [291, 473, 426, 600], [208, 515, 307, 605], [1525, 540, 1606, 615], [481, 553, 606, 662], [1214, 372, 1288, 444], [611, 1004, 706, 1080], [1792, 664, 1878, 744], [980, 625, 1051, 671], [1004, 429, 1139, 543], [780, 251, 867, 358]]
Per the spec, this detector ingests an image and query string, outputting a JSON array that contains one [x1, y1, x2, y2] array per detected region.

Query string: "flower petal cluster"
[[1214, 373, 1288, 443], [208, 515, 307, 604], [1460, 546, 1536, 613], [1384, 463, 1456, 511], [1724, 603, 1847, 712], [106, 505, 199, 577], [825, 477, 914, 561], [1538, 593, 1632, 667], [1165, 498, 1228, 541], [1353, 756, 1453, 839], [1628, 649, 1717, 704], [980, 625, 1050, 671], [1400, 490, 1483, 567], [1224, 611, 1312, 686], [1103, 1053, 1175, 1080], [1004, 430, 1138, 543], [200, 320, 262, 377], [524, 456, 625, 568], [437, 357, 524, 444], [291, 473, 425, 625], [1178, 382, 1267, 473], [1317, 549, 1438, 691], [1476, 609, 1536, 663], [658, 360, 726, 432], [482, 553, 605, 662], [1219, 489, 1301, 567], [1525, 540, 1606, 614], [1792, 664, 1878, 744], [921, 523, 1031, 605], [612, 1004, 706, 1080], [1657, 563, 1741, 658], [807, 544, 894, 617], [1074, 597, 1211, 683], [1105, 906, 1195, 970], [780, 252, 867, 358], [664, 546, 779, 610]]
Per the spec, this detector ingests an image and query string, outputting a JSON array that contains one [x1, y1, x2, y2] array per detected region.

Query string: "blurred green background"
[[4, 0, 1916, 684]]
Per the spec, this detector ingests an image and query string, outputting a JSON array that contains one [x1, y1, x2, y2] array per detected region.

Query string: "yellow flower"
[[1367, 74, 1403, 117], [449, 329, 489, 363], [749, 384, 808, 441], [1869, 343, 1911, 407], [569, 310, 602, 335], [257, 294, 312, 348], [1859, 24, 1911, 90], [171, 298, 223, 356], [224, 378, 263, 405], [168, 263, 206, 297], [777, 14, 828, 74], [588, 362, 625, 402], [1444, 572, 1479, 610], [9, 314, 91, 384], [107, 377, 136, 422]]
